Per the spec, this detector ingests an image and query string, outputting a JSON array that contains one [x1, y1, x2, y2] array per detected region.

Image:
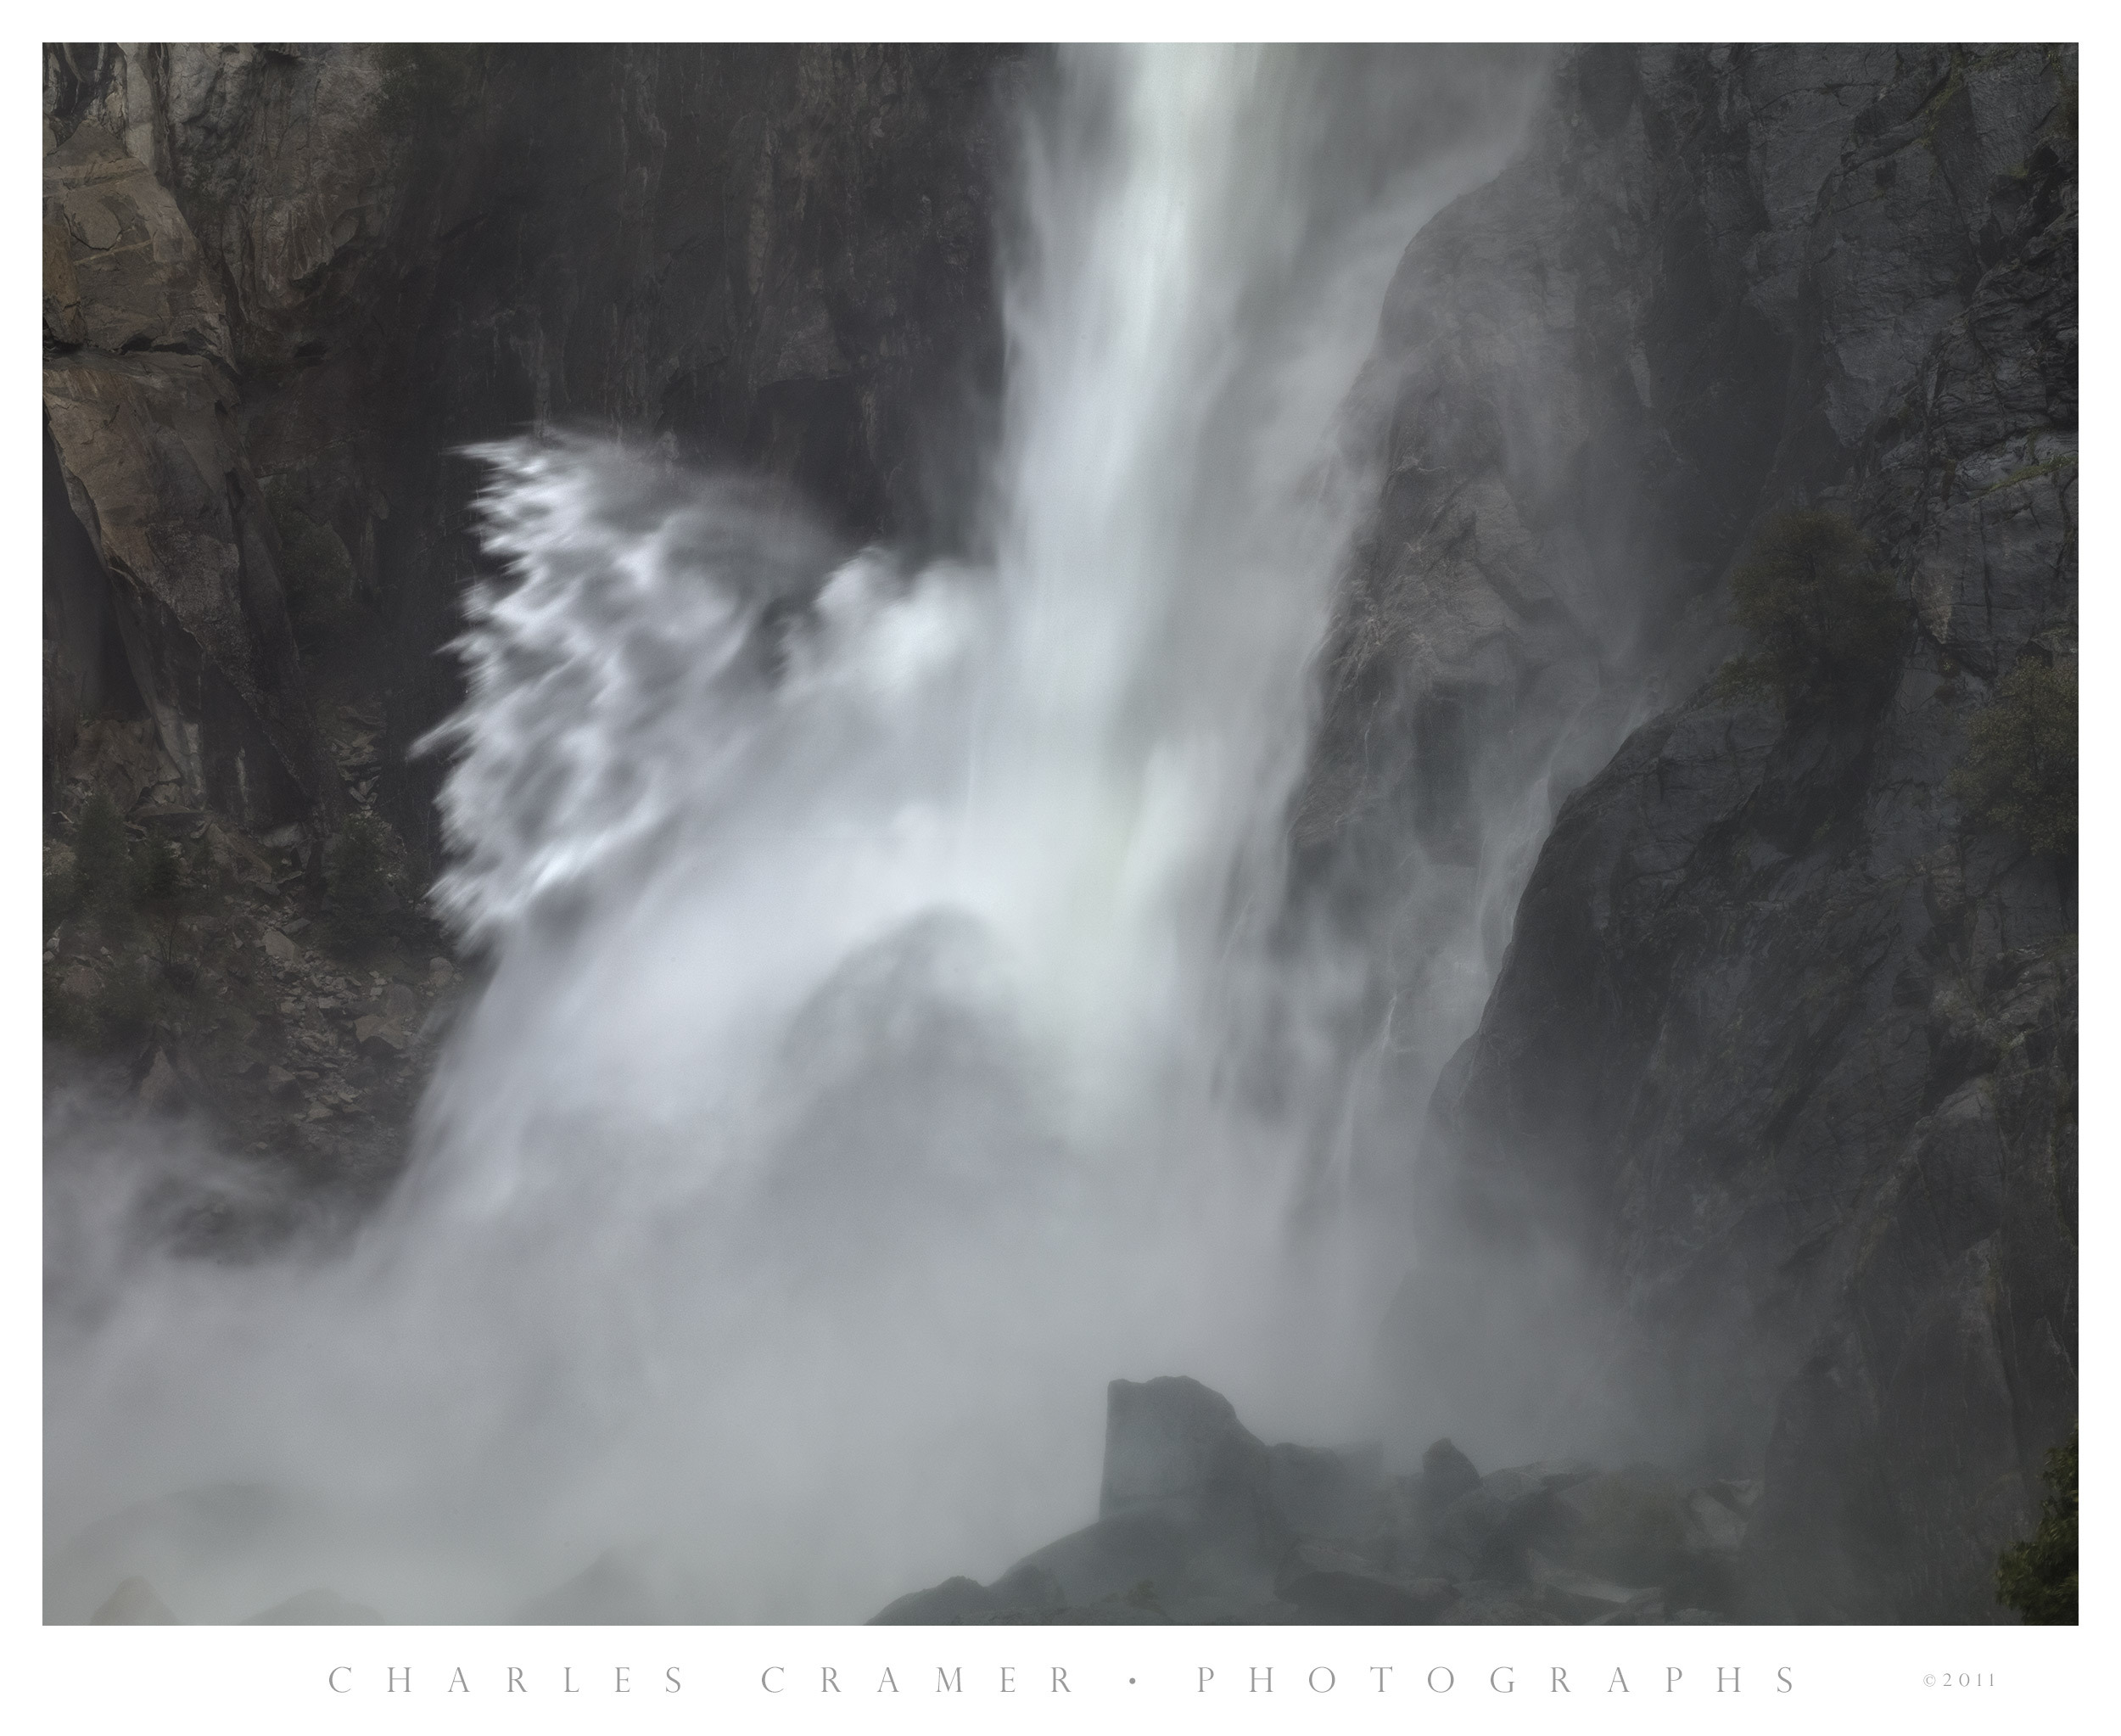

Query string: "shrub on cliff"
[[43, 962, 95, 1048], [326, 812, 399, 955], [91, 958, 160, 1050], [265, 483, 361, 654], [373, 45, 488, 136], [1721, 511, 1906, 707], [1949, 658, 2077, 857], [44, 853, 80, 929], [71, 792, 132, 919], [132, 835, 184, 913], [1997, 1425, 2077, 1623]]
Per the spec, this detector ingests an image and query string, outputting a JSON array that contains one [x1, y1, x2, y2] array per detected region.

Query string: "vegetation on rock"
[[44, 795, 226, 1050], [1996, 1426, 2077, 1623], [1721, 511, 1906, 708], [372, 44, 490, 137], [132, 835, 184, 912], [1949, 658, 2077, 857], [326, 812, 400, 956], [265, 482, 361, 655], [70, 792, 133, 920]]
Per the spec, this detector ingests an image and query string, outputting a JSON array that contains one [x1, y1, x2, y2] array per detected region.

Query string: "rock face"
[[1008, 1378, 1290, 1613], [1100, 1377, 1281, 1542], [43, 116, 335, 832], [1345, 46, 2077, 1621], [44, 43, 1021, 860]]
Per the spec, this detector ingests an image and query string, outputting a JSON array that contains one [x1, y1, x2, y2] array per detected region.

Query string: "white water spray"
[[45, 47, 1542, 1622]]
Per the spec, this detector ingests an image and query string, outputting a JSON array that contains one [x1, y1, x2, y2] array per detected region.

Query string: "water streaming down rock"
[[43, 47, 1549, 1623]]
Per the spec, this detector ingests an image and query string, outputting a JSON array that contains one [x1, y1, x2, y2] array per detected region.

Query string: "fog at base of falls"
[[43, 47, 1553, 1624]]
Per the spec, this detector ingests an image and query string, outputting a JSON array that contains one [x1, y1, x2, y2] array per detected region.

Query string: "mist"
[[44, 45, 1559, 1625]]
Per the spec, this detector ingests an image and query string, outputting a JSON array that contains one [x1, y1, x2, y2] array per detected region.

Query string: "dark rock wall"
[[43, 97, 336, 832], [43, 42, 1022, 858], [1347, 45, 2076, 1621]]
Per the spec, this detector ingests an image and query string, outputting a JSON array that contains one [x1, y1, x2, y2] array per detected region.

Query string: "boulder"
[[869, 1562, 1064, 1625], [1465, 1459, 1599, 1557], [974, 1380, 1385, 1613], [1420, 1438, 1481, 1507], [868, 1575, 996, 1626], [1268, 1441, 1380, 1540], [1099, 1376, 1279, 1557], [1350, 1472, 1433, 1575], [1482, 1459, 1595, 1509], [1551, 1466, 1691, 1588], [355, 1016, 409, 1056], [1426, 1482, 1517, 1580], [1528, 1551, 1664, 1624], [987, 1561, 1066, 1613], [1005, 1508, 1218, 1610], [262, 928, 300, 965], [1682, 1485, 1753, 1557]]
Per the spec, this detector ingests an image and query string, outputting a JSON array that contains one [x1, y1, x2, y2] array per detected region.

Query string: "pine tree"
[[1997, 1426, 2077, 1624]]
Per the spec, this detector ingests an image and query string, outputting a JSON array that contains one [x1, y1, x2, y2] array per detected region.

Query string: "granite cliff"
[[1309, 44, 2076, 1621]]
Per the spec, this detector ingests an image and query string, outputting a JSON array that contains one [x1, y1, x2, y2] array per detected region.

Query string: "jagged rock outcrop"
[[1359, 45, 2076, 1621]]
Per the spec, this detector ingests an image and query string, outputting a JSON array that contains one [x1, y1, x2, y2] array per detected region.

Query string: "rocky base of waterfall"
[[870, 1377, 1754, 1627], [42, 711, 457, 1239]]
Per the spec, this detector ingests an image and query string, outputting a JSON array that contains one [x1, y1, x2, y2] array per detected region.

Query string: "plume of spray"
[[44, 46, 1544, 1622]]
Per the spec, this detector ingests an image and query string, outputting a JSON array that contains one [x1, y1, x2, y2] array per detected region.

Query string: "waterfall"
[[44, 46, 1541, 1623]]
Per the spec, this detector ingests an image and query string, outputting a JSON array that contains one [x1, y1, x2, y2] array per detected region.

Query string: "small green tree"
[[43, 961, 96, 1047], [1997, 1425, 2077, 1623], [1949, 658, 2077, 857], [1723, 511, 1906, 706], [132, 835, 184, 912], [326, 812, 397, 955], [265, 481, 361, 653], [72, 792, 132, 917]]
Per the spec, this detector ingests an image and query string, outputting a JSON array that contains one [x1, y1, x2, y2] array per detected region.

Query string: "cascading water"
[[44, 46, 1546, 1622]]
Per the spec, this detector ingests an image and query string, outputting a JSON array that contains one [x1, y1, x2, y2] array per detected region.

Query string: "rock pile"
[[871, 1377, 1754, 1625]]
